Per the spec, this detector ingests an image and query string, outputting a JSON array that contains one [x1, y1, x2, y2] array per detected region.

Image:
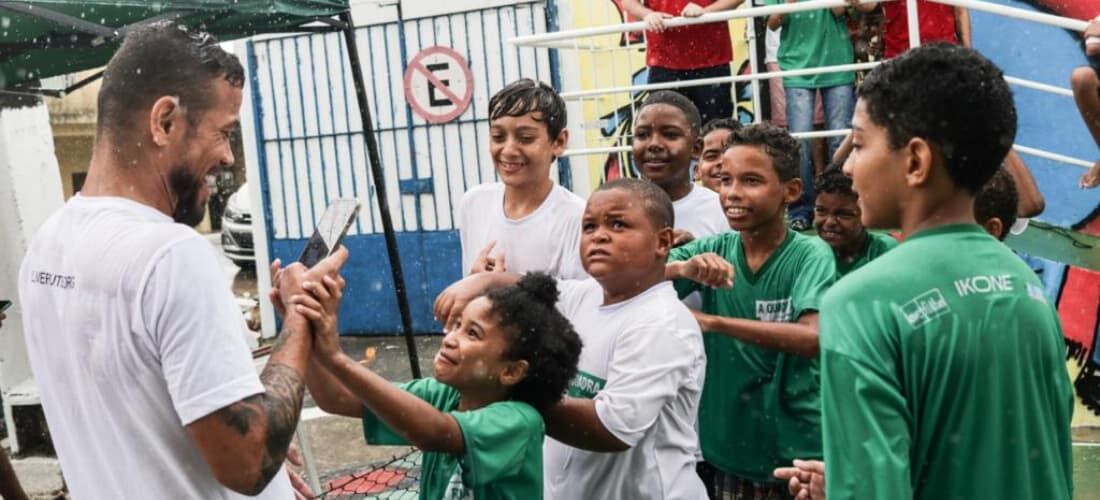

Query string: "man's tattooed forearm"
[[253, 362, 305, 491], [216, 357, 305, 494]]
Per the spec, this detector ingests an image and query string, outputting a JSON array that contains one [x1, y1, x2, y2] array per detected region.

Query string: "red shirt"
[[644, 0, 733, 70], [882, 0, 959, 59]]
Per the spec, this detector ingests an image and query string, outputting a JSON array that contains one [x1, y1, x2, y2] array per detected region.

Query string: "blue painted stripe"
[[245, 41, 278, 268], [545, 0, 573, 190], [262, 40, 293, 239]]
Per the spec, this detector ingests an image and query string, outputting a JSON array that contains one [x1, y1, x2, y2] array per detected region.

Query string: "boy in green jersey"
[[812, 167, 897, 277], [665, 123, 836, 499], [807, 44, 1074, 499]]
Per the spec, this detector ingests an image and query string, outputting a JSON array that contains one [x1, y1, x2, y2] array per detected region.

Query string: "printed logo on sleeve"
[[567, 370, 606, 399], [755, 298, 793, 322], [28, 270, 75, 290], [897, 289, 951, 328]]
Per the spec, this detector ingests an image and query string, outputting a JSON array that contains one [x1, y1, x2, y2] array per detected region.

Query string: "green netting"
[[0, 0, 348, 88]]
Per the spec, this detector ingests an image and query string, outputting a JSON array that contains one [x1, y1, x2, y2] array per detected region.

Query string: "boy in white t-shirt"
[[459, 79, 586, 279], [436, 178, 708, 499], [634, 91, 729, 243]]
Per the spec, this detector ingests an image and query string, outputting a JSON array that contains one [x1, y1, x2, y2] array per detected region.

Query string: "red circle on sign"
[[403, 46, 475, 124]]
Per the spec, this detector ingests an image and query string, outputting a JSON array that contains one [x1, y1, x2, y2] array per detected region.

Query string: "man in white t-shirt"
[[459, 79, 587, 280], [18, 23, 341, 499]]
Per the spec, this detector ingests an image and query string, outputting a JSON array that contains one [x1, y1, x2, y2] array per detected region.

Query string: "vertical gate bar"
[[545, 0, 573, 190], [340, 10, 422, 378], [306, 34, 333, 206], [336, 30, 368, 234], [245, 41, 279, 272]]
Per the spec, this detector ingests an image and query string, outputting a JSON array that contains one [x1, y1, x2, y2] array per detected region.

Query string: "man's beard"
[[167, 164, 207, 227]]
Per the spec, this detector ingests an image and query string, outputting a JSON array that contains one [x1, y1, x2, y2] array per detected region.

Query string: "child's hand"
[[268, 259, 287, 318], [644, 11, 672, 32], [1081, 160, 1100, 189], [434, 278, 485, 331], [682, 252, 734, 288], [291, 274, 346, 362], [774, 459, 826, 500], [471, 241, 507, 273], [680, 2, 705, 17], [672, 229, 696, 247]]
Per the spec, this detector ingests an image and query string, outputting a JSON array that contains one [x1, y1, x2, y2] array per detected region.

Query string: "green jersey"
[[361, 378, 545, 500], [836, 231, 898, 277], [766, 0, 855, 88], [820, 225, 1074, 500], [670, 229, 836, 482]]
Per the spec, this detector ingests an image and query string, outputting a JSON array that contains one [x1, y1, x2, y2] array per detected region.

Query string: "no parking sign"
[[403, 46, 474, 124]]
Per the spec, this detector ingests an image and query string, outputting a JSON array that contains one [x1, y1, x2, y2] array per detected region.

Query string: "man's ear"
[[499, 359, 530, 387], [905, 137, 935, 188], [149, 95, 183, 147]]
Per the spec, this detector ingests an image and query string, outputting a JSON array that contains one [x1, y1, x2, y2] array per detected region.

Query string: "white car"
[[221, 182, 254, 267]]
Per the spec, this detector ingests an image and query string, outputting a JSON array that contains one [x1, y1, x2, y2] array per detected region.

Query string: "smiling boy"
[[820, 44, 1073, 499], [635, 91, 730, 242], [458, 79, 586, 278], [696, 118, 742, 193], [666, 123, 835, 499], [812, 167, 897, 277]]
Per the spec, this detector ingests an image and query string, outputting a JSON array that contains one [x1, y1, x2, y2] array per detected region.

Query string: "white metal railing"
[[519, 0, 1094, 168]]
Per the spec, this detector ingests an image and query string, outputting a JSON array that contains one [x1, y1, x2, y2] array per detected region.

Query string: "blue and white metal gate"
[[247, 2, 559, 334]]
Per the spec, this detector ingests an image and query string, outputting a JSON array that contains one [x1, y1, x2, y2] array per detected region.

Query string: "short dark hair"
[[486, 273, 582, 412], [702, 117, 742, 137], [97, 22, 244, 136], [726, 123, 801, 181], [489, 79, 568, 140], [641, 90, 702, 137], [596, 177, 675, 230], [974, 169, 1018, 241], [858, 44, 1017, 193], [814, 166, 855, 198]]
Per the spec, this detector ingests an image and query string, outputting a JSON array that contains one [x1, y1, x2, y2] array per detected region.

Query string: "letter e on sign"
[[403, 46, 475, 124]]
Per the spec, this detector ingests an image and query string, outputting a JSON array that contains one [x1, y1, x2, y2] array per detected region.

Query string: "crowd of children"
[[278, 39, 1077, 500]]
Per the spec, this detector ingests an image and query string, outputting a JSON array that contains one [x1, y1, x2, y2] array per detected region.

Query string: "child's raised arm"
[[292, 277, 466, 455]]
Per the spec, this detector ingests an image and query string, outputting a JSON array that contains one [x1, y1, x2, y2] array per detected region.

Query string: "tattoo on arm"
[[217, 328, 306, 493]]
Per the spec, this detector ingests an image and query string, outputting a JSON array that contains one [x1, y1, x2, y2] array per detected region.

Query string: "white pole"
[[560, 61, 880, 100], [746, 6, 762, 124], [906, 0, 921, 50], [510, 0, 885, 47], [927, 0, 1088, 32]]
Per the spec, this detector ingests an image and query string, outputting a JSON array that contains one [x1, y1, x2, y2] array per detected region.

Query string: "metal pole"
[[745, 1, 763, 124], [906, 0, 921, 49], [339, 11, 422, 379]]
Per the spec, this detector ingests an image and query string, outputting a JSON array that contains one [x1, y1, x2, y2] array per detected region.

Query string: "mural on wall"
[[570, 1, 754, 188], [994, 0, 1100, 419]]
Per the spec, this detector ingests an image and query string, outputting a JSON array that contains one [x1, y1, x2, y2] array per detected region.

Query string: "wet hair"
[[641, 90, 702, 137], [701, 117, 742, 138], [488, 79, 568, 140], [485, 273, 582, 412], [858, 44, 1017, 193], [97, 22, 244, 136], [595, 177, 675, 230], [725, 123, 801, 181], [814, 166, 856, 198], [974, 169, 1018, 241]]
